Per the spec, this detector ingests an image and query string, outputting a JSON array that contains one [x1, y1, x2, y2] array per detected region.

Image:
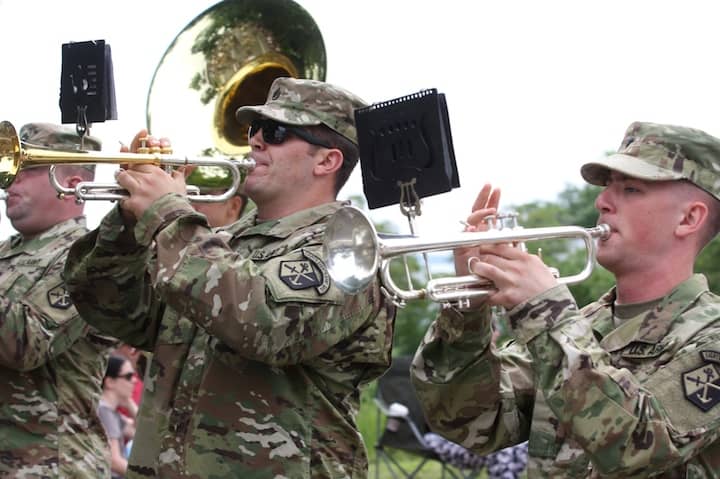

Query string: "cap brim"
[[235, 104, 322, 127], [580, 153, 684, 185]]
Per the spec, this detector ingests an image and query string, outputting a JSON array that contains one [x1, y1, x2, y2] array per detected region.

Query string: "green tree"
[[691, 228, 720, 291], [512, 182, 720, 305], [511, 183, 614, 307], [345, 195, 440, 356]]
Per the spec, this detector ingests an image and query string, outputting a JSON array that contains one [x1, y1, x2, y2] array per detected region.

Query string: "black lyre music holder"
[[354, 89, 460, 211], [59, 40, 117, 138]]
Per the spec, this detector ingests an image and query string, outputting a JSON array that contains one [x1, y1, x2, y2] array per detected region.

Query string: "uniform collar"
[[223, 201, 349, 239], [0, 216, 87, 256], [593, 275, 709, 352]]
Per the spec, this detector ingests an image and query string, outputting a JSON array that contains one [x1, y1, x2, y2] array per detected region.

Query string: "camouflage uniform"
[[0, 217, 113, 478], [64, 78, 396, 478], [411, 122, 720, 478], [0, 123, 112, 478]]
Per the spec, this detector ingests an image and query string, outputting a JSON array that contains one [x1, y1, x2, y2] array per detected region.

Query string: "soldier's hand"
[[115, 129, 187, 220], [454, 184, 501, 276], [115, 164, 188, 220], [469, 243, 558, 309]]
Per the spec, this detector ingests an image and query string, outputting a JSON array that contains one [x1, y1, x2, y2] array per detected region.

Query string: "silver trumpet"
[[323, 206, 610, 307]]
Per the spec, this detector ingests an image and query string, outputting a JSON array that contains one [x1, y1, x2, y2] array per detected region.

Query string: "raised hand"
[[453, 184, 501, 276], [115, 130, 188, 220]]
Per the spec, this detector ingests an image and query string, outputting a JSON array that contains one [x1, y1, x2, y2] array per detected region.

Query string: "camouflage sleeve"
[[65, 205, 162, 350], [0, 251, 89, 371], [508, 284, 720, 476], [411, 304, 535, 455], [137, 194, 381, 366]]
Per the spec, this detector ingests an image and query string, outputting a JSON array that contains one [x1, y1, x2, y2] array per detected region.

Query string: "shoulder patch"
[[47, 284, 73, 310], [682, 351, 720, 412], [302, 249, 330, 294], [277, 249, 329, 295]]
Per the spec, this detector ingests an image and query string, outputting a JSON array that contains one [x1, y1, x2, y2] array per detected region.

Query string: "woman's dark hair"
[[102, 355, 128, 387]]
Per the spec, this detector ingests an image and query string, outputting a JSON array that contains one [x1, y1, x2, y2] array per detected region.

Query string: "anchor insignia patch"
[[47, 285, 72, 310], [279, 260, 320, 290], [683, 351, 720, 412], [278, 249, 329, 294]]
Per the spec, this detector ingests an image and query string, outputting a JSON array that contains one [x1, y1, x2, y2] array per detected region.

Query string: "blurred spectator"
[[98, 355, 138, 478], [113, 344, 145, 417]]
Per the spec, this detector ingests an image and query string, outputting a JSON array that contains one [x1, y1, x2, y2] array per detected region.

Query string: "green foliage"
[[510, 181, 720, 305], [346, 194, 441, 357], [512, 184, 614, 307], [375, 222, 440, 357], [696, 236, 720, 291], [353, 180, 720, 352]]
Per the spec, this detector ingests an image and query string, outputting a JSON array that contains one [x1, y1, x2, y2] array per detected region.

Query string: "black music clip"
[[354, 89, 460, 210], [59, 39, 117, 131]]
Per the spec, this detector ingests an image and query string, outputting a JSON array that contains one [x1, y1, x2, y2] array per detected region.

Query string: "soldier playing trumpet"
[[0, 123, 115, 478], [412, 121, 720, 477]]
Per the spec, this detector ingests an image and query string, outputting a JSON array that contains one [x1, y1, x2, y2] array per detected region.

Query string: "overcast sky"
[[2, 0, 720, 239]]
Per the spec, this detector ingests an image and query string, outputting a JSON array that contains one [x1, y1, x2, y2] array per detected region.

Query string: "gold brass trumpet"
[[0, 121, 254, 203], [323, 206, 611, 307]]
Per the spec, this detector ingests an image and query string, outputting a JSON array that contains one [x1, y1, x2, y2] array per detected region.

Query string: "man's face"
[[5, 166, 64, 237], [243, 123, 320, 205], [594, 171, 689, 275]]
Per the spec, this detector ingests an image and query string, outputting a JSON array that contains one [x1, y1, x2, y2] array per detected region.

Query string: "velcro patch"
[[683, 357, 720, 412], [302, 249, 330, 295], [277, 249, 330, 295], [47, 284, 72, 310], [279, 260, 321, 290]]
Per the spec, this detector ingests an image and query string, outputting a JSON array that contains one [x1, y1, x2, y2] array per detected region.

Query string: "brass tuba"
[[145, 0, 326, 162]]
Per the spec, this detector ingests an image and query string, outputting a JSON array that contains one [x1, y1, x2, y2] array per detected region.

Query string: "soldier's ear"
[[676, 200, 708, 239], [313, 148, 343, 177]]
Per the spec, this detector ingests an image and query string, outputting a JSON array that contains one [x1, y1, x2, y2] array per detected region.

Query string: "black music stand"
[[354, 89, 459, 215], [59, 40, 117, 140]]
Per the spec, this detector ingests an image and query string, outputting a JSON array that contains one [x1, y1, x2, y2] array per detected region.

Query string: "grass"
[[368, 452, 487, 479]]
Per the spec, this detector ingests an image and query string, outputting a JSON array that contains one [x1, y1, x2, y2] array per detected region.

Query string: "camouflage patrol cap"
[[20, 122, 102, 172], [581, 121, 720, 201], [235, 77, 368, 145], [20, 122, 102, 152]]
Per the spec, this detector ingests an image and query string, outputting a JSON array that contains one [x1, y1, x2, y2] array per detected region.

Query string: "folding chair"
[[374, 356, 485, 479]]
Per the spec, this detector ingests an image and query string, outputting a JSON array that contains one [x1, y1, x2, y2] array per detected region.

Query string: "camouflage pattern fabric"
[[411, 275, 720, 478], [64, 194, 396, 478], [581, 121, 720, 201], [0, 217, 113, 478], [19, 122, 102, 152], [235, 77, 368, 145]]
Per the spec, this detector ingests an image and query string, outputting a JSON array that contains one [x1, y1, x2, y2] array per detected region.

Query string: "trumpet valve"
[[137, 136, 150, 154]]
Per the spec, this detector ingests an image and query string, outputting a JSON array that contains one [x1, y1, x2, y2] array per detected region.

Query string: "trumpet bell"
[[324, 206, 380, 294], [0, 121, 22, 189], [146, 0, 326, 158]]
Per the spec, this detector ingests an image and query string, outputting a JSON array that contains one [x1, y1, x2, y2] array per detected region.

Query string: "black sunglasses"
[[115, 372, 135, 381], [248, 119, 333, 149]]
